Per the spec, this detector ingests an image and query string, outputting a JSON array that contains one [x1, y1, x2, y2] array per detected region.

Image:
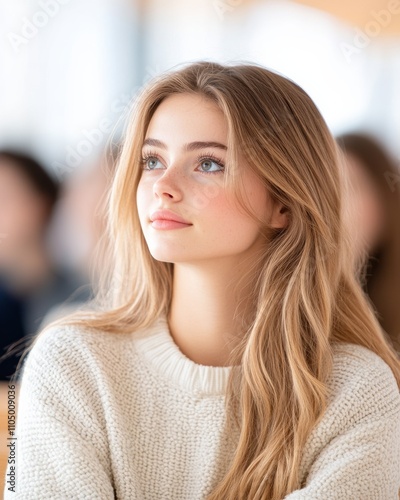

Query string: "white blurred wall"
[[0, 0, 399, 169]]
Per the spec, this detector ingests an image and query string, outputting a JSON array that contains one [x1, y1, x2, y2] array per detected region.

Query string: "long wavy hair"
[[11, 62, 400, 499]]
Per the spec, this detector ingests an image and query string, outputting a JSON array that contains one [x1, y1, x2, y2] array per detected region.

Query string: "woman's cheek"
[[185, 179, 227, 215]]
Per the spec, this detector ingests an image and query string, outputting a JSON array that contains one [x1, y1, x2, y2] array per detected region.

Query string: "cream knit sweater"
[[3, 316, 400, 499]]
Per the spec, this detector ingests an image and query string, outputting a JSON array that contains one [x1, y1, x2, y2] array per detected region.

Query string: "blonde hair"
[[14, 61, 400, 499]]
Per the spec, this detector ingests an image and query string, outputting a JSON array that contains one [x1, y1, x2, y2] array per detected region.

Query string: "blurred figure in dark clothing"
[[337, 133, 400, 352], [0, 150, 90, 381]]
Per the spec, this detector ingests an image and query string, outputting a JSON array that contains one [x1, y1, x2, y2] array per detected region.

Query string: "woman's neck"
[[167, 256, 259, 367]]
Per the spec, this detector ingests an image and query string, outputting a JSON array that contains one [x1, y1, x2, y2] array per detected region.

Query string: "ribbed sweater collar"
[[134, 316, 236, 396]]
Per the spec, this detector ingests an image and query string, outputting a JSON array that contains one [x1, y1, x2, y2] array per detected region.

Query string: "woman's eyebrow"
[[142, 138, 227, 151]]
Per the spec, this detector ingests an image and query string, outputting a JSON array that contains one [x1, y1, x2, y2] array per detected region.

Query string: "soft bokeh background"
[[1, 0, 400, 163]]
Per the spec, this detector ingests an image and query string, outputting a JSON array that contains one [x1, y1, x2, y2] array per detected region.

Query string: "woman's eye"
[[143, 156, 163, 170], [198, 159, 224, 173]]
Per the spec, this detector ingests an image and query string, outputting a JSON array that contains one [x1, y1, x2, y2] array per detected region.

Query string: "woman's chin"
[[148, 249, 188, 264]]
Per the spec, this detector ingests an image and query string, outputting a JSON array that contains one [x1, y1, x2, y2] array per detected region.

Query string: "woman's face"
[[136, 93, 280, 265]]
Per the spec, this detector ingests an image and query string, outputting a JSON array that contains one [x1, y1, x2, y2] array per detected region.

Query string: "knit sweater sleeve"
[[284, 346, 400, 500], [3, 325, 115, 500]]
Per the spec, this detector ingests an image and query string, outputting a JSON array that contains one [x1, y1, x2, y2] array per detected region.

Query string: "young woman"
[[5, 62, 400, 500]]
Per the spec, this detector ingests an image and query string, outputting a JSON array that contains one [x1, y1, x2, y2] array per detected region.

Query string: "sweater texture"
[[3, 316, 400, 499]]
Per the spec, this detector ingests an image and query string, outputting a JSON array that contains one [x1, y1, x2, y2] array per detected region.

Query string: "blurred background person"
[[0, 150, 88, 381], [337, 133, 400, 352], [39, 143, 120, 328]]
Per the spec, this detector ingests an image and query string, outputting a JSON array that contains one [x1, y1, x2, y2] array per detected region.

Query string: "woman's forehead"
[[144, 93, 228, 146]]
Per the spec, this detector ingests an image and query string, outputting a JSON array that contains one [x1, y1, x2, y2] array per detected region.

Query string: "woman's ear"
[[270, 201, 289, 229]]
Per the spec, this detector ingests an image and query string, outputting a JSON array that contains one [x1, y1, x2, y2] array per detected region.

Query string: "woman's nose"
[[152, 166, 183, 201]]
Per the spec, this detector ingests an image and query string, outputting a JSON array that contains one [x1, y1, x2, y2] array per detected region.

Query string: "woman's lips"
[[150, 219, 192, 230], [149, 209, 192, 230]]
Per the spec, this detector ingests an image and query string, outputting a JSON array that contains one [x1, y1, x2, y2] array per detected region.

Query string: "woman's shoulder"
[[27, 322, 128, 362], [327, 342, 400, 419], [32, 321, 131, 351], [331, 341, 397, 374], [17, 322, 139, 386], [330, 341, 398, 383]]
